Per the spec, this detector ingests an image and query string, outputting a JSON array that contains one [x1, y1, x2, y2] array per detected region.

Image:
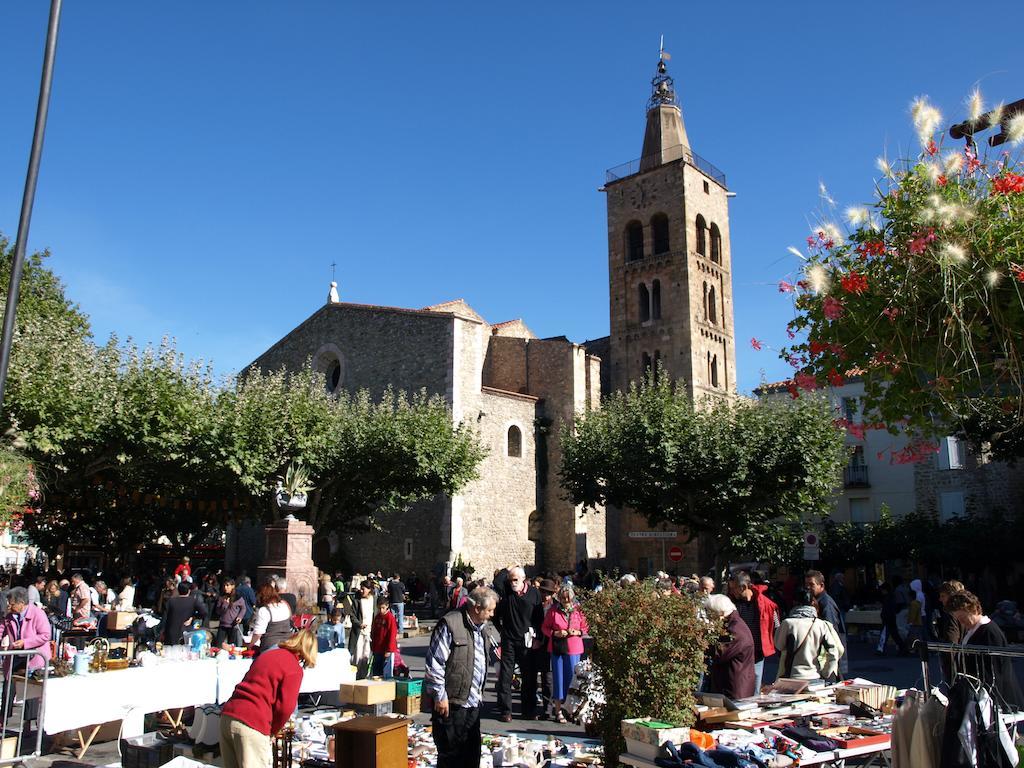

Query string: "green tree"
[[4, 235, 487, 560], [215, 366, 487, 539], [560, 379, 847, 571]]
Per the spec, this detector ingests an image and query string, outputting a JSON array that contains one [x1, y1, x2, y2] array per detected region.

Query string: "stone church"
[[245, 53, 735, 578]]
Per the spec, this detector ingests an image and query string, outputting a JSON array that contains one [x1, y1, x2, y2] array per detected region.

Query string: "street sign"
[[668, 545, 683, 562], [628, 531, 678, 540], [803, 531, 820, 561]]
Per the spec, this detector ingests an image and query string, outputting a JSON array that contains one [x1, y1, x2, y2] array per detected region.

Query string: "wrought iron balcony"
[[843, 464, 870, 487]]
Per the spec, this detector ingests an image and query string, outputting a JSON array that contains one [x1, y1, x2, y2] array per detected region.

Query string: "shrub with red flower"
[[840, 271, 869, 295], [778, 93, 1024, 453], [992, 173, 1024, 195]]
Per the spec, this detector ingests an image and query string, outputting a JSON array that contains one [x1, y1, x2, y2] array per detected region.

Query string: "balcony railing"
[[606, 144, 727, 187], [844, 464, 870, 487]]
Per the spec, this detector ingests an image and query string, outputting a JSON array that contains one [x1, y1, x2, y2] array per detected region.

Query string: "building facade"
[[241, 296, 605, 579], [756, 377, 1024, 524]]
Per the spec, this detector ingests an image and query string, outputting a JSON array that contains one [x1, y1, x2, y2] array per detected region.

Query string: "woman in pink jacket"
[[541, 584, 588, 723], [0, 587, 52, 719]]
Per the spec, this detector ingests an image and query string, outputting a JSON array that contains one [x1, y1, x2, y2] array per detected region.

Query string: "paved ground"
[[19, 622, 1024, 766]]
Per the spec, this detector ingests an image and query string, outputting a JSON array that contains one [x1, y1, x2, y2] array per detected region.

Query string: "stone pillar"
[[257, 517, 318, 608]]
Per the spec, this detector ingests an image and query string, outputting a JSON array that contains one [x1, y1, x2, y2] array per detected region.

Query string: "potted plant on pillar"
[[275, 460, 314, 515]]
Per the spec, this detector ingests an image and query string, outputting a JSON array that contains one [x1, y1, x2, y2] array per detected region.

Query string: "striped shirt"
[[424, 614, 487, 708]]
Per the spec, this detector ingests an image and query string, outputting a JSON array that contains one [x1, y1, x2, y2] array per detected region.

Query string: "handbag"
[[552, 634, 571, 655], [780, 725, 840, 753]]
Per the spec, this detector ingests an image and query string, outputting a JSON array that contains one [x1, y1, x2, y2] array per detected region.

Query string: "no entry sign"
[[668, 545, 683, 562]]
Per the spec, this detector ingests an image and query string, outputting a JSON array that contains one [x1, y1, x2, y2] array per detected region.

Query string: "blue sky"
[[2, 2, 1020, 393]]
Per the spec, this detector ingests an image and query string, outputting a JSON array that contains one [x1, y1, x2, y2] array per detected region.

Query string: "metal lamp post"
[[0, 0, 64, 414]]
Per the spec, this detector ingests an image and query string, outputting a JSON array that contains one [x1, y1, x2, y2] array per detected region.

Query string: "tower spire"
[[640, 38, 690, 172]]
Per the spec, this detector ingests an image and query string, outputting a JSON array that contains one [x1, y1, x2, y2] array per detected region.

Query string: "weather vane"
[[331, 261, 337, 281]]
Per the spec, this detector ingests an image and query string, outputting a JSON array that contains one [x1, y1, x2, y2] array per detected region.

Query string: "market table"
[[23, 650, 353, 759], [619, 740, 892, 768], [23, 658, 220, 757], [215, 647, 354, 703]]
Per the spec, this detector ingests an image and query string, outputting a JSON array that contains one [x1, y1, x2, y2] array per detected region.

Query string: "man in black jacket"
[[806, 570, 848, 675], [161, 582, 208, 644], [521, 578, 557, 720], [493, 566, 540, 722]]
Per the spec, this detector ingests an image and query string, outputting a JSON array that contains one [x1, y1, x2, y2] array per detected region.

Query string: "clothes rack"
[[914, 640, 1024, 693]]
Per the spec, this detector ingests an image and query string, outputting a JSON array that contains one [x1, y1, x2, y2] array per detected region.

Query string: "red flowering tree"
[[781, 96, 1024, 458]]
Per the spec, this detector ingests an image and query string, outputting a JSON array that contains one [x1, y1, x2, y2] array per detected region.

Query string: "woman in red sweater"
[[370, 598, 398, 678], [220, 630, 317, 768]]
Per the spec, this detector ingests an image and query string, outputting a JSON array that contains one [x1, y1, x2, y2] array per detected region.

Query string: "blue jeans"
[[391, 603, 405, 635], [753, 659, 764, 693], [371, 652, 394, 679]]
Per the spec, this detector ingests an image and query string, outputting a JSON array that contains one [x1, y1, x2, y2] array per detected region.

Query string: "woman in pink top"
[[541, 584, 588, 722]]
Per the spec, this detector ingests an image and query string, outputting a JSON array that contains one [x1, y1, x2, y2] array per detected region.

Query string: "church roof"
[[422, 299, 487, 324]]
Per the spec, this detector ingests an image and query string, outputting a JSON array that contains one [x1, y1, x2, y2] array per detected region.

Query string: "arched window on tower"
[[710, 355, 720, 388], [702, 281, 708, 321], [651, 213, 670, 255], [695, 215, 707, 256], [642, 352, 653, 380], [638, 283, 651, 323], [708, 286, 717, 325], [626, 221, 644, 262], [710, 223, 722, 264], [507, 425, 522, 458], [651, 279, 662, 320]]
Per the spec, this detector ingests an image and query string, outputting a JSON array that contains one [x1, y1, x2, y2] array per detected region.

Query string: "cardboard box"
[[394, 695, 420, 715], [108, 611, 140, 631], [621, 718, 690, 759], [340, 679, 396, 706]]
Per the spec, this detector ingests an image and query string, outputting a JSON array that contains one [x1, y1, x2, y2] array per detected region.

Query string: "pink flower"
[[882, 306, 900, 321], [823, 296, 845, 320], [827, 368, 844, 387], [778, 281, 795, 293], [908, 228, 937, 255], [750, 338, 763, 351]]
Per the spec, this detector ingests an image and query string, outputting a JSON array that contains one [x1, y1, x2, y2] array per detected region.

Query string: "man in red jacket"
[[728, 571, 779, 693]]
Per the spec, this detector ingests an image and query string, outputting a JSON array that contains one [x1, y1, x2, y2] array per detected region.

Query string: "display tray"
[[818, 726, 889, 749]]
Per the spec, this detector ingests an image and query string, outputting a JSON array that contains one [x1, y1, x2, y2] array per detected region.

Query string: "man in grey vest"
[[424, 586, 498, 768]]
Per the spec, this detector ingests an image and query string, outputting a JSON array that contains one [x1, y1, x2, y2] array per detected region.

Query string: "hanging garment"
[[910, 690, 948, 768], [940, 676, 1016, 768], [892, 690, 923, 768]]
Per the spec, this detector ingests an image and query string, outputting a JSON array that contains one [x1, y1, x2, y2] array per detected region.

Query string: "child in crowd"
[[327, 607, 347, 649], [370, 598, 398, 679]]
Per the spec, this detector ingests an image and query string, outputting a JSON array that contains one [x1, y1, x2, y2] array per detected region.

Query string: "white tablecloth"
[[27, 649, 353, 736], [26, 659, 220, 735], [215, 648, 353, 703]]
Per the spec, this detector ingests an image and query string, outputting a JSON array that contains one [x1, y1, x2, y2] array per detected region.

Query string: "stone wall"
[[248, 303, 460, 404], [915, 452, 1024, 519], [456, 387, 539, 578]]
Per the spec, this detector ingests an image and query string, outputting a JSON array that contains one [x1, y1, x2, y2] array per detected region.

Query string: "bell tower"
[[600, 48, 737, 575], [603, 49, 736, 401]]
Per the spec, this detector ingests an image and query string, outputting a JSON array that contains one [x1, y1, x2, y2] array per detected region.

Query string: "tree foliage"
[[2, 237, 486, 560], [560, 379, 847, 568], [581, 581, 717, 766], [780, 95, 1024, 457], [818, 506, 1024, 576]]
